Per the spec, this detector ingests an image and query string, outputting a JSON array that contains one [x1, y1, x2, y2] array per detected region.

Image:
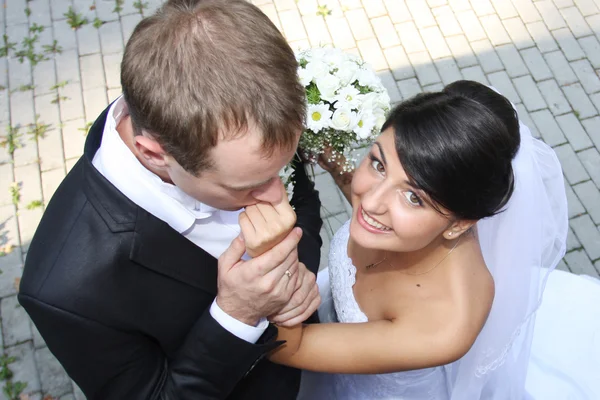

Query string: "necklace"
[[365, 234, 463, 276]]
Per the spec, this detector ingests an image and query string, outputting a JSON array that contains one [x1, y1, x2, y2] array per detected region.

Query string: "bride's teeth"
[[361, 209, 391, 231]]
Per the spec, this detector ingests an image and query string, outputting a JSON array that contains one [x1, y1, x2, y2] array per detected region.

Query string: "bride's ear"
[[444, 219, 476, 240]]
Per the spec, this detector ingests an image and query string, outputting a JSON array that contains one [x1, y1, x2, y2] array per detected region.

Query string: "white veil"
[[444, 117, 569, 399]]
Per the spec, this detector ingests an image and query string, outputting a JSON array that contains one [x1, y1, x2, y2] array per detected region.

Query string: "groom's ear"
[[135, 133, 169, 170]]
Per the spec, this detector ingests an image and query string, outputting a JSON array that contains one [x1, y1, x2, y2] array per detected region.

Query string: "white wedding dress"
[[297, 221, 600, 399]]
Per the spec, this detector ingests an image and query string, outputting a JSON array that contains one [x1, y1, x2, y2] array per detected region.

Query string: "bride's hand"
[[239, 181, 297, 258]]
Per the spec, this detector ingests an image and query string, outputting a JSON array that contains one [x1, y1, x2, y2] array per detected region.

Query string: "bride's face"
[[349, 128, 451, 252]]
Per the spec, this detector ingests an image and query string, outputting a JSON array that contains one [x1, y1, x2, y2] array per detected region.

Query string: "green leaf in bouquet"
[[306, 82, 322, 105]]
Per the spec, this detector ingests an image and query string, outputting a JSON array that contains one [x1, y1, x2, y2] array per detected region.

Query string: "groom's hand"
[[238, 181, 296, 258], [216, 228, 302, 326]]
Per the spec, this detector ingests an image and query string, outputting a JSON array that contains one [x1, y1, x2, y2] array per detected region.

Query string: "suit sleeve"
[[19, 293, 281, 400], [289, 156, 323, 276]]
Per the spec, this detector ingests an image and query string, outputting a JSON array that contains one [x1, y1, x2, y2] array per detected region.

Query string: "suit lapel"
[[130, 207, 219, 295]]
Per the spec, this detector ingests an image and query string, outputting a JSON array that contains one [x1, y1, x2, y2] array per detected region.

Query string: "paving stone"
[[5, 0, 29, 26], [556, 258, 570, 272], [560, 6, 593, 37], [565, 177, 587, 217], [448, 0, 471, 13], [406, 0, 437, 29], [55, 49, 81, 85], [552, 0, 575, 8], [544, 51, 578, 85], [592, 93, 600, 114], [511, 0, 543, 23], [33, 59, 58, 97], [408, 51, 442, 86], [102, 53, 122, 90], [384, 0, 413, 24], [396, 21, 426, 53], [0, 164, 15, 207], [480, 14, 511, 46], [471, 0, 495, 16], [434, 57, 463, 85], [461, 65, 490, 85], [587, 14, 600, 38], [420, 26, 451, 60], [345, 8, 374, 40], [578, 36, 600, 69], [502, 17, 535, 50], [573, 0, 600, 15], [433, 6, 463, 37], [562, 83, 598, 119], [376, 70, 402, 104], [41, 167, 66, 204], [446, 35, 478, 68], [315, 172, 347, 218], [274, 0, 297, 11], [62, 118, 87, 161], [538, 79, 572, 115], [552, 28, 586, 62], [526, 21, 559, 53], [534, 0, 567, 30], [471, 39, 503, 73], [364, 0, 388, 18], [30, 319, 46, 349], [573, 180, 600, 224], [35, 93, 62, 137], [567, 226, 582, 251], [80, 54, 106, 92], [455, 10, 487, 42], [570, 59, 600, 94], [121, 13, 143, 44], [520, 47, 553, 82], [487, 71, 520, 104], [371, 16, 399, 48], [422, 82, 445, 92], [18, 208, 44, 252], [578, 147, 600, 187], [83, 88, 109, 124], [397, 77, 423, 99], [570, 214, 600, 260], [326, 17, 357, 49], [72, 380, 86, 400], [98, 21, 125, 55], [516, 103, 540, 138], [553, 143, 590, 184], [1, 295, 33, 347], [514, 75, 547, 111], [357, 39, 388, 71], [76, 24, 101, 56], [496, 44, 529, 78], [581, 116, 600, 149], [427, 0, 448, 7], [555, 113, 594, 150], [530, 109, 568, 145], [384, 46, 415, 80], [9, 89, 35, 128], [5, 342, 42, 393], [318, 224, 331, 272], [58, 82, 86, 123], [36, 346, 73, 398], [565, 248, 599, 275], [490, 0, 519, 19], [38, 129, 65, 173]]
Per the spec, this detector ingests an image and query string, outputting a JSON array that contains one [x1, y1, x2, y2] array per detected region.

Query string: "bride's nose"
[[361, 181, 388, 215]]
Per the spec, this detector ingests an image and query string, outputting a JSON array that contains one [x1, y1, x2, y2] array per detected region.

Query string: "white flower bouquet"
[[296, 47, 391, 171]]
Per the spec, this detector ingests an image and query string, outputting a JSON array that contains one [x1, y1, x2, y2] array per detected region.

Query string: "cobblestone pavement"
[[0, 0, 599, 398]]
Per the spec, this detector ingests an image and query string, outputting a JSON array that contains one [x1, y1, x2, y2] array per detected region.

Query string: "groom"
[[18, 1, 322, 399]]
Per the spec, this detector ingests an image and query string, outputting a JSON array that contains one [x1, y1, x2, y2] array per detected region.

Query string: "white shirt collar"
[[92, 96, 234, 233]]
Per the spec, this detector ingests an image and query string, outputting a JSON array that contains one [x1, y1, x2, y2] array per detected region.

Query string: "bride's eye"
[[403, 191, 422, 206], [369, 154, 385, 174]]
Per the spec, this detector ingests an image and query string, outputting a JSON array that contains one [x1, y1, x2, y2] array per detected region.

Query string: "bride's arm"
[[269, 308, 479, 374]]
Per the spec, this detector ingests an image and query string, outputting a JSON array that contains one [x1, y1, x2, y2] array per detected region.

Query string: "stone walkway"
[[0, 0, 599, 398]]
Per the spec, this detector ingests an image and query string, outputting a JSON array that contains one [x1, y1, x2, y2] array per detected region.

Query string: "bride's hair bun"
[[381, 80, 520, 220]]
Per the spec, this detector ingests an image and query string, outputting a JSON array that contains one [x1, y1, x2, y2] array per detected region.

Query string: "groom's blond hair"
[[121, 0, 306, 175]]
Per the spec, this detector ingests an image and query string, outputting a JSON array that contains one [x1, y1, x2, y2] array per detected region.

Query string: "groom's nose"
[[251, 178, 283, 205]]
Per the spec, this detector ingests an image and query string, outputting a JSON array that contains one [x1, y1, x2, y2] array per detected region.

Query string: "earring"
[[448, 232, 453, 236]]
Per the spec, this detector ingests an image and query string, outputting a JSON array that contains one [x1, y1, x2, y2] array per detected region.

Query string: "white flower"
[[355, 111, 377, 139], [305, 60, 330, 80], [335, 60, 360, 86], [316, 74, 342, 102], [330, 107, 357, 131], [279, 165, 295, 199], [333, 85, 361, 109], [306, 102, 332, 132], [298, 67, 313, 86], [373, 108, 387, 131], [357, 67, 381, 88]]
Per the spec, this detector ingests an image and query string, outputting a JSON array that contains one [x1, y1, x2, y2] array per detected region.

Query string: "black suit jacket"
[[18, 105, 323, 400]]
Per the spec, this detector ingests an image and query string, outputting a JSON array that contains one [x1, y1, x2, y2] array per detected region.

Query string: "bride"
[[250, 81, 600, 399]]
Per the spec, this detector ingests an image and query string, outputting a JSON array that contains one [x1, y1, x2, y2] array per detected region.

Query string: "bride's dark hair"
[[382, 80, 520, 220]]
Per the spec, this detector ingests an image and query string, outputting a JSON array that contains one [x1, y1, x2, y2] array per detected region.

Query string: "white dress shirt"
[[92, 96, 268, 343]]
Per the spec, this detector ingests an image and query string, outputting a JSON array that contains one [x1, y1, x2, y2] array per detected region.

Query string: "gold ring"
[[284, 270, 292, 279]]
